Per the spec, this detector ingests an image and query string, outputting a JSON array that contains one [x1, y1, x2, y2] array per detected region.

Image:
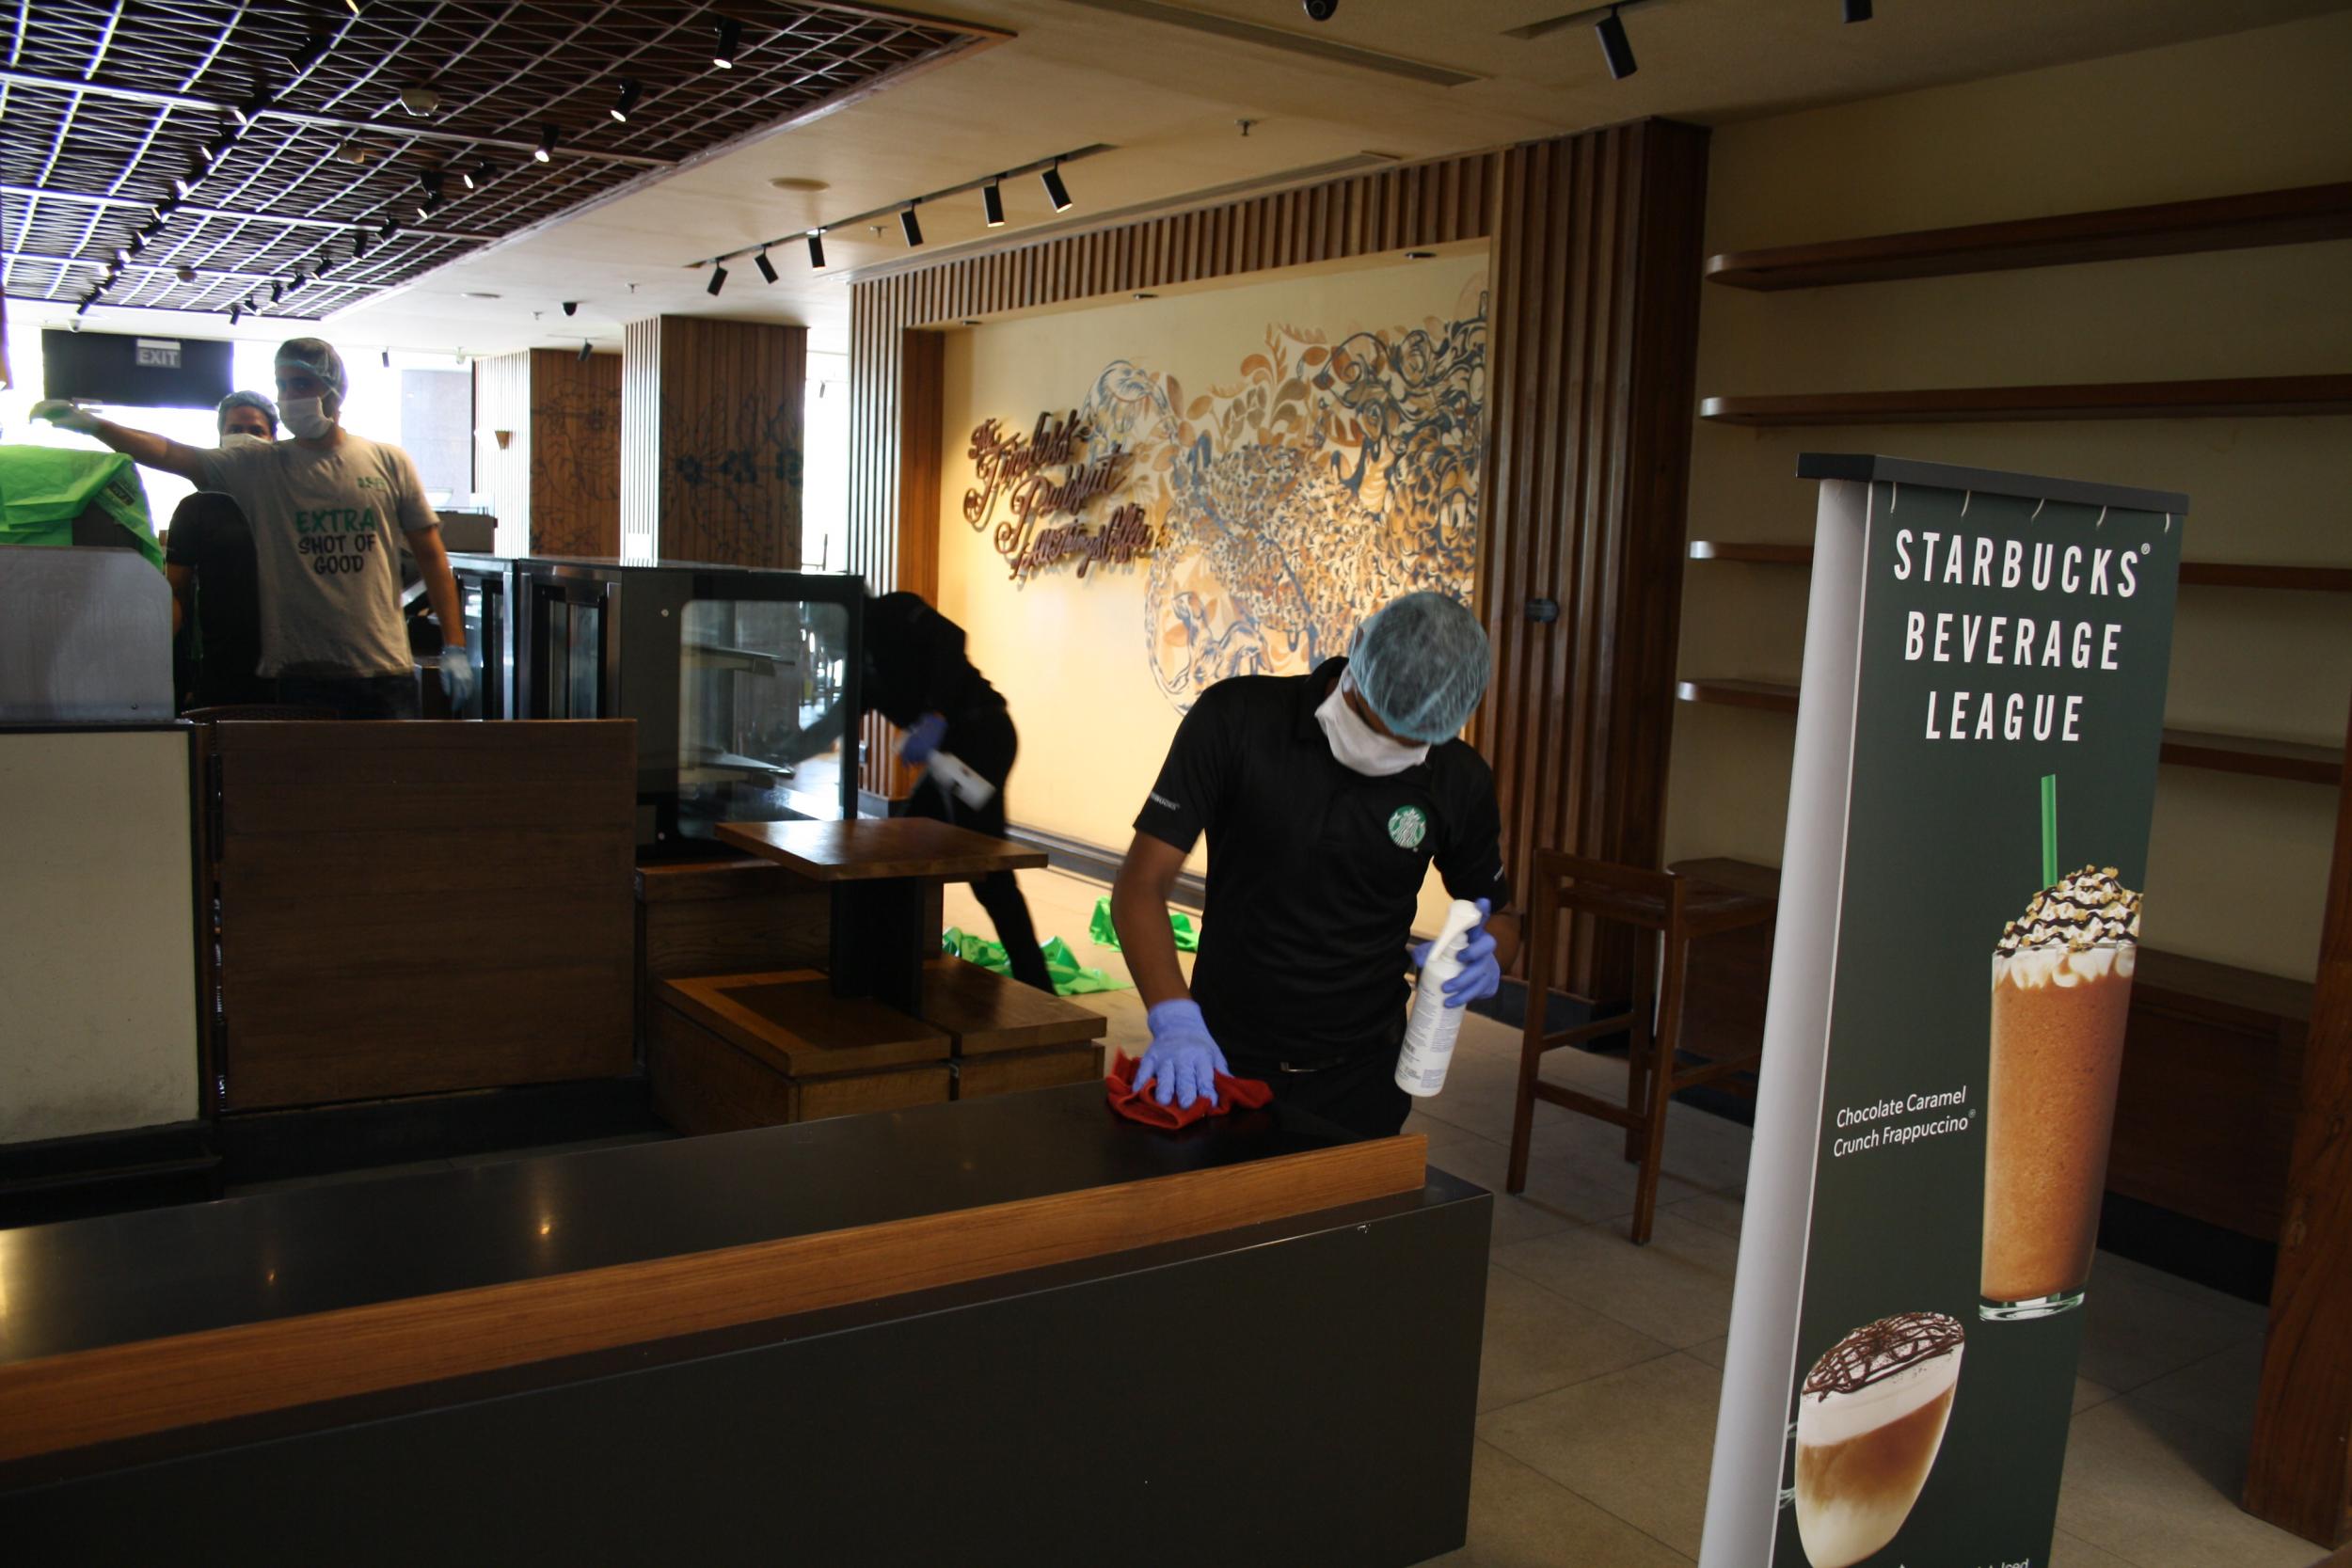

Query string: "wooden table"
[[716, 817, 1047, 1017]]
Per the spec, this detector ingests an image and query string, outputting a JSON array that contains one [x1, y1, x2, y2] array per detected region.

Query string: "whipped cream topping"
[[1797, 1312, 1966, 1447], [1994, 865, 2139, 958]]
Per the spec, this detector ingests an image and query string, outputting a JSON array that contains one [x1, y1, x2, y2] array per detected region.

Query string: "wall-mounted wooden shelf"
[[1699, 375, 2352, 427], [1674, 679, 2345, 784], [1674, 679, 1800, 713], [1703, 182, 2352, 291], [1686, 542, 2352, 594]]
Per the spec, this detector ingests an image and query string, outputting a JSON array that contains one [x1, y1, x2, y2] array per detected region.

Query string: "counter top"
[[0, 1084, 1370, 1370]]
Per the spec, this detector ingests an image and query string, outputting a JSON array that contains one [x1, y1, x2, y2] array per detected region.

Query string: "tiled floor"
[[952, 867, 2330, 1568]]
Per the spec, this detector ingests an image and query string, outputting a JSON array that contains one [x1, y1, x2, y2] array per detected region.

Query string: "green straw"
[[2039, 774, 2058, 890]]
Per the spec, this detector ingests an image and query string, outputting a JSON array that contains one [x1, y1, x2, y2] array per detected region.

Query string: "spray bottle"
[[1395, 898, 1484, 1098], [927, 750, 997, 811]]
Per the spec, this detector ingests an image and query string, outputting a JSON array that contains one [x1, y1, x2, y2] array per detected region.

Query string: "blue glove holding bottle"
[[1136, 999, 1229, 1110], [1408, 896, 1501, 1008], [898, 711, 947, 765]]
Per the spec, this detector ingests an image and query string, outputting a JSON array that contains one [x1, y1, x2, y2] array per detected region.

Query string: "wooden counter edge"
[[0, 1133, 1428, 1466]]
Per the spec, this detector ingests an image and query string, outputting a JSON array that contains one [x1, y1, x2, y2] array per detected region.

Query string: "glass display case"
[[509, 558, 863, 850], [443, 553, 513, 721]]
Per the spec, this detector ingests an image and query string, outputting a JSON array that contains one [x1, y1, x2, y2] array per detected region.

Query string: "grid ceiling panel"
[[4, 2, 993, 320]]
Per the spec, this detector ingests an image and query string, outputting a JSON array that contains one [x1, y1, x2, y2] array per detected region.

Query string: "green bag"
[[942, 928, 1129, 996], [0, 446, 164, 570], [1088, 895, 1198, 953]]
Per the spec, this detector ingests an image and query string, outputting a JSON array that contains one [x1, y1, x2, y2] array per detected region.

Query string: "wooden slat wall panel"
[[470, 351, 532, 549], [215, 721, 638, 1110], [633, 317, 806, 569], [845, 131, 1708, 999], [619, 316, 661, 561], [526, 348, 622, 558]]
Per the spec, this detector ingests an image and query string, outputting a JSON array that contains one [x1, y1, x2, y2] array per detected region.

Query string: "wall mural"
[[1087, 287, 1487, 711]]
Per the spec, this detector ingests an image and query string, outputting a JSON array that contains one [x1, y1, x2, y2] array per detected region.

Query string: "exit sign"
[[135, 339, 182, 369]]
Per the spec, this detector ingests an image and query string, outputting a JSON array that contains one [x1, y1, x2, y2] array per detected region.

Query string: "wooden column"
[[473, 349, 623, 558], [619, 315, 805, 567], [2246, 693, 2352, 1548]]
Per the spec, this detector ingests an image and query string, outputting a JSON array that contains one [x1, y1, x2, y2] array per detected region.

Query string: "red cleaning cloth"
[[1105, 1052, 1275, 1130]]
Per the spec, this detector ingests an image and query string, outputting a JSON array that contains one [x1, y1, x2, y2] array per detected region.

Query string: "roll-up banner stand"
[[1700, 454, 2188, 1568]]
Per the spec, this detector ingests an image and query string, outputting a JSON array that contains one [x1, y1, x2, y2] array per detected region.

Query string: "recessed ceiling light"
[[768, 177, 830, 192], [463, 291, 502, 299]]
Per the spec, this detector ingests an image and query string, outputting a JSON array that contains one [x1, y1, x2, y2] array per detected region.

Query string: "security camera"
[[561, 300, 579, 316], [1302, 0, 1337, 18]]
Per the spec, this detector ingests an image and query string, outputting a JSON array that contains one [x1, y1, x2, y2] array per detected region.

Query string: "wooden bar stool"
[[1505, 851, 1777, 1244]]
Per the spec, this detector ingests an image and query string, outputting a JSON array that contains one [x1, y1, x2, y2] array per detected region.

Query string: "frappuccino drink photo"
[[1981, 864, 2140, 1320]]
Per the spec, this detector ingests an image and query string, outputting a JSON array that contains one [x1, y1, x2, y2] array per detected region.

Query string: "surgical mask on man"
[[279, 395, 334, 439], [1315, 672, 1430, 777], [221, 432, 272, 451]]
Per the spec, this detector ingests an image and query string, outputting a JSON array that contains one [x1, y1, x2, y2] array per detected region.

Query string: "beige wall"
[[1667, 10, 2352, 979], [935, 251, 1488, 930]]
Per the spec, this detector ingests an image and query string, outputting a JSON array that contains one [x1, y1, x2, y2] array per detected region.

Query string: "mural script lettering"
[[964, 411, 1166, 584]]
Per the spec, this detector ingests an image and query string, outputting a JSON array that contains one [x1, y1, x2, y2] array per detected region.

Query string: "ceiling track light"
[[1041, 163, 1072, 214], [289, 34, 328, 72], [707, 262, 727, 296], [754, 247, 778, 284], [611, 78, 641, 122], [474, 159, 495, 187], [378, 214, 400, 239], [578, 341, 593, 363], [805, 230, 825, 269], [981, 180, 1005, 228], [712, 17, 742, 69], [534, 125, 558, 164], [229, 303, 243, 324], [899, 205, 924, 246], [1843, 0, 1871, 18], [1596, 4, 1636, 80], [270, 279, 285, 304], [128, 232, 147, 255]]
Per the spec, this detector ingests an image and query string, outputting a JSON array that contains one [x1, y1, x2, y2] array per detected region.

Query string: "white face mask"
[[1315, 673, 1429, 777], [279, 394, 335, 439], [221, 432, 272, 451]]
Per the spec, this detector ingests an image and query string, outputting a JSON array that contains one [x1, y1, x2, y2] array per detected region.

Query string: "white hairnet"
[[1349, 591, 1492, 742], [273, 337, 349, 402], [216, 389, 279, 434]]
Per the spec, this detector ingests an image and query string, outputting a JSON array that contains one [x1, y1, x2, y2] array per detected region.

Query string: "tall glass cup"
[[1980, 868, 2139, 1322]]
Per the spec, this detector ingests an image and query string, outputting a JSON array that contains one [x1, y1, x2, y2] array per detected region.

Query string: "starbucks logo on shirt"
[[1388, 805, 1428, 850]]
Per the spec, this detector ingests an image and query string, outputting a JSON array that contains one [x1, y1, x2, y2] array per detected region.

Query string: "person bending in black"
[[861, 590, 1055, 995], [165, 391, 278, 710]]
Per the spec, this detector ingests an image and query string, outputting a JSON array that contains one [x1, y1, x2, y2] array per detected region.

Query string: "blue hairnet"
[[274, 337, 348, 402], [1348, 591, 1492, 742], [216, 389, 279, 434]]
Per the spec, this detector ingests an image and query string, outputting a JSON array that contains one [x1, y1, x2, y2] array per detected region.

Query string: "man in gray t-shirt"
[[35, 336, 474, 720]]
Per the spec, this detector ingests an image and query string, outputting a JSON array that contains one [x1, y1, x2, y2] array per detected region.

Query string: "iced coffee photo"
[[1792, 1310, 1965, 1568], [1981, 864, 2140, 1321]]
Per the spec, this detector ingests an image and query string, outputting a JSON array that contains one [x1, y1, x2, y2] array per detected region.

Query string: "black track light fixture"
[[1595, 5, 1636, 79], [416, 168, 444, 221], [707, 262, 727, 296], [754, 247, 778, 284], [381, 350, 392, 369], [289, 268, 310, 293], [1843, 0, 1871, 19], [899, 204, 924, 247], [229, 303, 244, 325], [982, 180, 1006, 228], [289, 34, 328, 72], [1041, 162, 1072, 214], [351, 230, 370, 260], [806, 230, 826, 269], [378, 214, 399, 239], [128, 231, 147, 256], [534, 124, 558, 164], [269, 279, 286, 304], [713, 17, 742, 69], [611, 78, 642, 122], [579, 341, 593, 363]]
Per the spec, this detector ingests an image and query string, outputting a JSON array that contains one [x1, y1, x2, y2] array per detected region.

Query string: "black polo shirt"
[[1134, 656, 1509, 1069]]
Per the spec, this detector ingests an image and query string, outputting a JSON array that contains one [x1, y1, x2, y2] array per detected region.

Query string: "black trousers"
[[276, 673, 421, 720], [898, 705, 1054, 995], [1247, 1052, 1413, 1139]]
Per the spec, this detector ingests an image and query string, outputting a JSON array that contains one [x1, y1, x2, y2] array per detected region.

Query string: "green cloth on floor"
[[1088, 895, 1198, 953], [943, 928, 1128, 996]]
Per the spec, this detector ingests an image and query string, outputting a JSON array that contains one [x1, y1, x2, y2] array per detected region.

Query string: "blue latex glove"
[[898, 711, 947, 765], [437, 645, 477, 707], [1408, 897, 1501, 1009], [30, 398, 101, 436], [1136, 999, 1230, 1110]]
